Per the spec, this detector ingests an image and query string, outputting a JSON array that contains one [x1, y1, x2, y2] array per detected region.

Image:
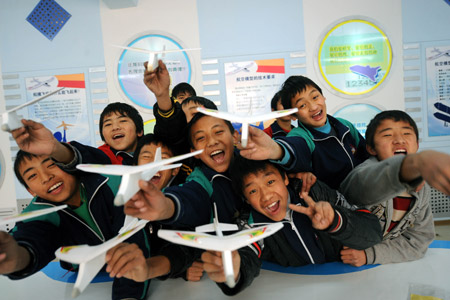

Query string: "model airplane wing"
[[0, 205, 67, 227], [55, 219, 148, 298], [76, 149, 203, 206], [158, 223, 282, 252], [113, 44, 201, 71], [1, 87, 65, 132]]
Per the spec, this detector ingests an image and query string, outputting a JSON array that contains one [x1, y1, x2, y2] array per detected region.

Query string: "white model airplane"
[[76, 148, 203, 206], [158, 203, 283, 288], [0, 205, 67, 227], [196, 107, 298, 147], [1, 87, 65, 132], [55, 219, 148, 298], [113, 44, 201, 72]]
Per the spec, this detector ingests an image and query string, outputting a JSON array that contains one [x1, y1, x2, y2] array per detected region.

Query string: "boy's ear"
[[26, 188, 37, 197], [232, 130, 240, 144], [171, 167, 180, 177], [366, 144, 377, 156], [283, 173, 289, 186], [137, 130, 144, 138]]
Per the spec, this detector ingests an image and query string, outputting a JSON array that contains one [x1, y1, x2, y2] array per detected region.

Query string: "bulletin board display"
[[317, 18, 392, 97], [117, 34, 193, 110], [333, 103, 382, 136]]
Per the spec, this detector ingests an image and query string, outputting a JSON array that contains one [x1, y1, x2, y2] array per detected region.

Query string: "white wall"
[[99, 0, 203, 120]]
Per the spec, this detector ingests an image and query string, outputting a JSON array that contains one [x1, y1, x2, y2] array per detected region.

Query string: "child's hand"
[[11, 119, 58, 156], [238, 126, 283, 161], [143, 60, 170, 99], [0, 232, 30, 274], [289, 192, 335, 230], [186, 261, 204, 281], [201, 250, 240, 284], [413, 150, 450, 195], [124, 180, 175, 221], [105, 242, 148, 282], [288, 172, 317, 194], [340, 246, 367, 267]]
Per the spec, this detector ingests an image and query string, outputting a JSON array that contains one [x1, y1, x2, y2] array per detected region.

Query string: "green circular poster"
[[318, 19, 392, 96]]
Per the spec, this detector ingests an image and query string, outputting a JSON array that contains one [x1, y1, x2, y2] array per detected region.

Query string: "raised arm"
[[143, 60, 171, 111], [0, 232, 31, 275]]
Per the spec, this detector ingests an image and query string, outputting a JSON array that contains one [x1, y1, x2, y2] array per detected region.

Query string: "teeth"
[[113, 134, 124, 139], [394, 149, 407, 154], [48, 182, 62, 193], [211, 150, 223, 156], [266, 201, 277, 209], [312, 111, 321, 117]]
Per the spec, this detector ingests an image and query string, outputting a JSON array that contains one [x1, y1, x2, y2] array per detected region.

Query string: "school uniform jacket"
[[263, 120, 294, 138], [340, 155, 435, 264], [8, 173, 150, 300], [275, 115, 369, 189]]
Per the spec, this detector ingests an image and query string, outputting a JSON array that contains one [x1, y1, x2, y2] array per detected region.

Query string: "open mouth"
[[394, 149, 407, 155], [150, 173, 161, 185], [210, 149, 225, 163], [312, 110, 323, 121], [113, 133, 125, 140], [48, 182, 63, 194], [265, 200, 280, 214]]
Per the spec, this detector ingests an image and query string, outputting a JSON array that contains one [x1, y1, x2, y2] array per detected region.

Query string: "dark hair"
[[14, 150, 39, 188], [270, 91, 282, 111], [365, 110, 419, 149], [279, 76, 323, 109], [181, 96, 218, 110], [186, 111, 235, 149], [230, 155, 286, 197], [99, 102, 144, 142], [172, 82, 196, 99], [133, 133, 178, 165]]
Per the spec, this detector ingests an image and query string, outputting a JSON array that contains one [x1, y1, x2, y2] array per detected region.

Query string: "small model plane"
[[434, 102, 450, 123], [196, 107, 298, 147], [1, 87, 65, 132], [76, 148, 203, 206], [158, 203, 283, 288], [55, 219, 148, 298], [113, 44, 201, 72], [0, 205, 67, 227]]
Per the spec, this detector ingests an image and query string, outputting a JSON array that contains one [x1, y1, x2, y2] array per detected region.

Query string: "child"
[[263, 91, 295, 138], [124, 111, 243, 229], [201, 156, 382, 295], [240, 75, 369, 189], [340, 110, 450, 266], [0, 151, 150, 300], [98, 102, 144, 165], [133, 133, 181, 190], [172, 82, 197, 103]]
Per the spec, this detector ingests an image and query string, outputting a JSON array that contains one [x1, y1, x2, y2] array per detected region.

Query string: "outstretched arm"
[[0, 232, 31, 275], [10, 119, 74, 163], [238, 126, 283, 161], [143, 60, 172, 111], [124, 180, 175, 221], [400, 150, 450, 195]]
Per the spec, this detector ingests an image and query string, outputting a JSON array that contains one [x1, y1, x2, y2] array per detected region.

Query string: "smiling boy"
[[0, 151, 150, 300], [240, 76, 368, 189], [201, 156, 382, 295], [98, 102, 144, 165], [340, 110, 450, 266]]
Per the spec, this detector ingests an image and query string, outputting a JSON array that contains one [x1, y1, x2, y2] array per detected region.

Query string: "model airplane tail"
[[55, 219, 148, 298], [1, 87, 65, 132]]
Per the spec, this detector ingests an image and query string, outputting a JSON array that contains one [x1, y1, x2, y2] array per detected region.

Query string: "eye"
[[48, 162, 56, 168], [248, 189, 257, 195], [195, 136, 205, 143], [298, 103, 306, 109], [216, 130, 224, 135], [104, 123, 111, 127], [268, 179, 275, 185]]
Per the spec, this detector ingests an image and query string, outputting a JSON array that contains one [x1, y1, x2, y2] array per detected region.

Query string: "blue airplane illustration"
[[434, 102, 450, 124], [349, 65, 381, 82]]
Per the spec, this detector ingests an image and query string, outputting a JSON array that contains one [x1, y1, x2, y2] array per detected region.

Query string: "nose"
[[392, 132, 406, 144], [41, 171, 54, 185], [260, 185, 273, 203], [206, 135, 218, 147], [308, 99, 318, 111]]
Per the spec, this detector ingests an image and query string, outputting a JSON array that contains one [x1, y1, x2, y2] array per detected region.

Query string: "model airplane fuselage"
[[76, 148, 203, 206], [196, 107, 298, 147], [1, 87, 65, 132], [0, 205, 67, 227], [158, 203, 283, 288], [113, 44, 201, 72]]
